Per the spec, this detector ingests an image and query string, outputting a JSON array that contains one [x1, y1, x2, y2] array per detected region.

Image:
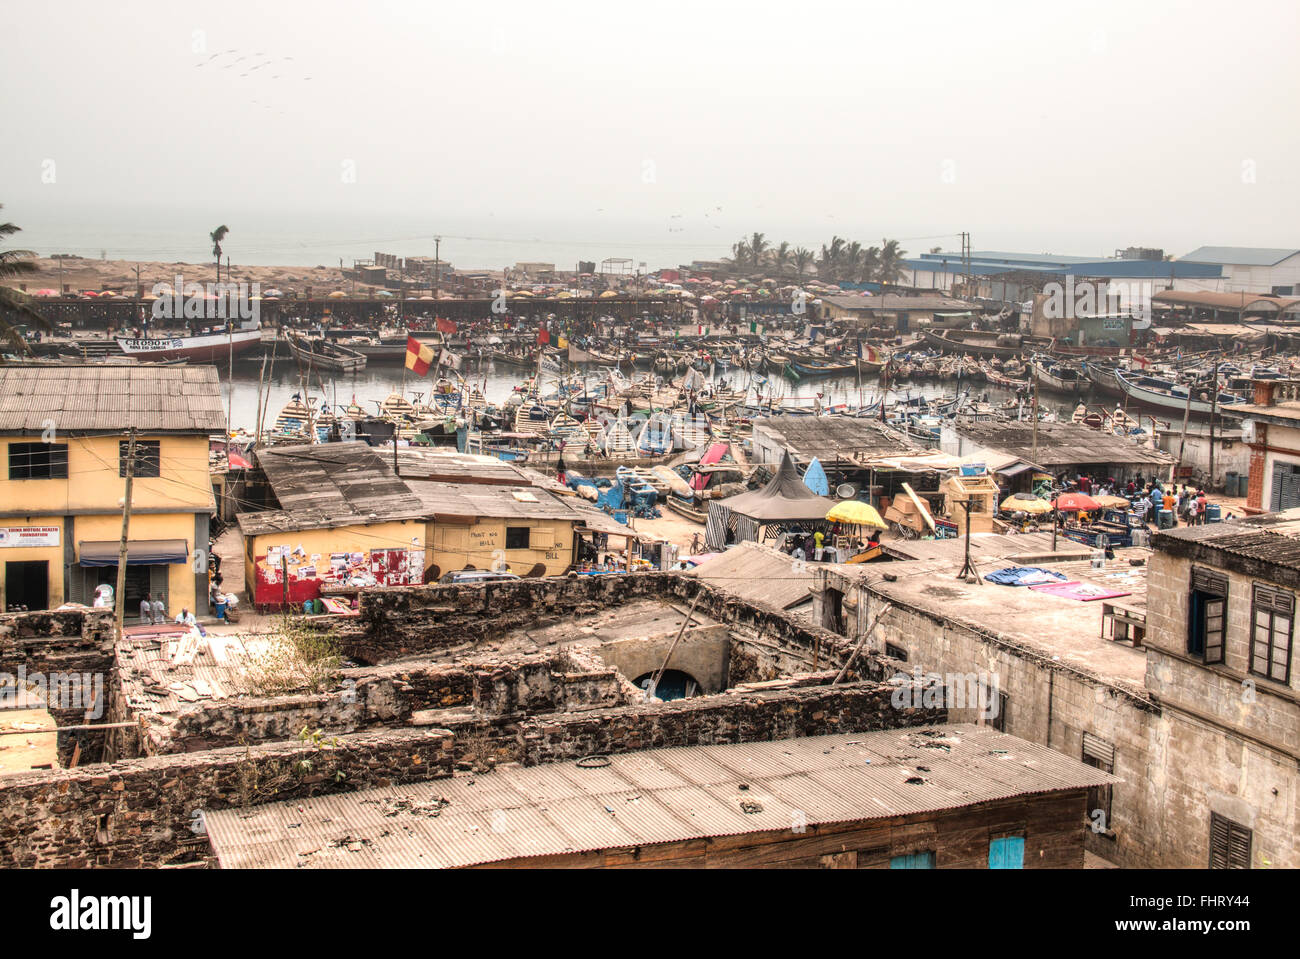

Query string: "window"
[[1188, 568, 1227, 664], [988, 835, 1025, 869], [885, 642, 908, 662], [890, 851, 935, 869], [504, 526, 530, 550], [7, 442, 68, 479], [119, 440, 160, 478], [1250, 585, 1293, 684], [1209, 813, 1251, 869], [1082, 733, 1115, 836], [991, 691, 1009, 733]]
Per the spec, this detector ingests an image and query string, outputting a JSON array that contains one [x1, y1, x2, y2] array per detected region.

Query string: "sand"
[[10, 257, 350, 297]]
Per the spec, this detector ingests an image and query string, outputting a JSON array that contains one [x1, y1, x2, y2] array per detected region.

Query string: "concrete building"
[[1222, 378, 1300, 513], [809, 514, 1300, 869], [0, 365, 223, 617], [941, 420, 1173, 485]]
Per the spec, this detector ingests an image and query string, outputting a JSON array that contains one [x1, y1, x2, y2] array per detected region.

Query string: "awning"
[[995, 462, 1035, 478], [79, 539, 189, 567]]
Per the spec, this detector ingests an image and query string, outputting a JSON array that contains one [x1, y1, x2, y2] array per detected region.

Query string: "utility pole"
[[56, 255, 65, 295], [434, 236, 441, 300], [114, 429, 138, 643], [1208, 359, 1219, 489]]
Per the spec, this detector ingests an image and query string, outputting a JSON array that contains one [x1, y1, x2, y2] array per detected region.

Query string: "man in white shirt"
[[175, 607, 197, 626]]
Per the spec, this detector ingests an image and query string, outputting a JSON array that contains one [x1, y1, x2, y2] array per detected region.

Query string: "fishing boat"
[[603, 412, 639, 459], [1082, 360, 1123, 397], [285, 333, 367, 372], [637, 410, 674, 456], [1114, 368, 1247, 416], [924, 328, 1045, 359], [1030, 356, 1085, 393], [787, 356, 857, 378], [117, 319, 262, 363]]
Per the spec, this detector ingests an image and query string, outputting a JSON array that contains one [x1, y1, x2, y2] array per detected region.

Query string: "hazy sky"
[[3, 0, 1298, 266]]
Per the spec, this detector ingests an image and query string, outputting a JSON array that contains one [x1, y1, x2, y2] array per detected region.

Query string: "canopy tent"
[[705, 451, 837, 550], [717, 451, 836, 522]]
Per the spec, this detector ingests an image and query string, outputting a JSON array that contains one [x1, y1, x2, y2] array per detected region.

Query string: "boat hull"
[[116, 329, 262, 362]]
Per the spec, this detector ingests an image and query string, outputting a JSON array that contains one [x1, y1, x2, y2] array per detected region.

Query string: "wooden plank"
[[901, 482, 937, 534]]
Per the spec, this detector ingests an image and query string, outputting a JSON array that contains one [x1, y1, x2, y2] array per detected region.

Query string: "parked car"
[[439, 569, 521, 585]]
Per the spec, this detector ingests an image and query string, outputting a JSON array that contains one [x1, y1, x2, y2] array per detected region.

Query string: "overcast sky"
[[2, 0, 1298, 264]]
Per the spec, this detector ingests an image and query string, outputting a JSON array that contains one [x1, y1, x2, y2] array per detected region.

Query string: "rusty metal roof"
[[690, 541, 822, 611], [954, 420, 1172, 467], [203, 724, 1119, 868], [1156, 508, 1300, 572], [0, 364, 226, 433]]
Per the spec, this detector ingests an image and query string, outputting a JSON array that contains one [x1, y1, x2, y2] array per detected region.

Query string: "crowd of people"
[[1070, 473, 1214, 527]]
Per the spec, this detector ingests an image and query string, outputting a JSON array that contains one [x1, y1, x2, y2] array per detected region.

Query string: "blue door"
[[988, 836, 1024, 869], [890, 851, 935, 869]]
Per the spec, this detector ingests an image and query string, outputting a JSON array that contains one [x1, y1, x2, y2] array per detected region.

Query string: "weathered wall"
[[0, 727, 455, 868]]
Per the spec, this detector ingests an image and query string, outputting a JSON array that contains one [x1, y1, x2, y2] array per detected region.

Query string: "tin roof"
[[0, 364, 226, 433], [690, 541, 825, 610], [203, 724, 1118, 869], [1180, 246, 1300, 267], [752, 415, 917, 463], [1155, 509, 1300, 574], [953, 421, 1172, 468]]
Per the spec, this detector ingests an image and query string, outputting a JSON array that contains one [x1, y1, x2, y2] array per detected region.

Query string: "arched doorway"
[[634, 669, 702, 702]]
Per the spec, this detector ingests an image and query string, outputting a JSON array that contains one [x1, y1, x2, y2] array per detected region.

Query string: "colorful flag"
[[538, 328, 550, 345], [405, 336, 435, 376], [438, 348, 463, 371], [557, 335, 569, 349], [436, 316, 457, 334]]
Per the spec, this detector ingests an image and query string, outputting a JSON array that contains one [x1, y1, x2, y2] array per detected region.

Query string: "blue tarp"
[[983, 566, 1069, 587]]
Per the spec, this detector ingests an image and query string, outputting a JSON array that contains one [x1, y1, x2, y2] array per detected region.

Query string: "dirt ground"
[[10, 257, 349, 297]]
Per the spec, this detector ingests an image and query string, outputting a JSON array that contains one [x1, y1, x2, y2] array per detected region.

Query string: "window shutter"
[[1082, 733, 1115, 769], [1209, 813, 1251, 869], [1192, 568, 1228, 595]]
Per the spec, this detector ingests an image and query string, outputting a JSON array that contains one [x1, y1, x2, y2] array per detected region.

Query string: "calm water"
[[216, 355, 1083, 433]]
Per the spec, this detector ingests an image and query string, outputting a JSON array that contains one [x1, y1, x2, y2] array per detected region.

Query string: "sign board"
[[0, 526, 60, 548]]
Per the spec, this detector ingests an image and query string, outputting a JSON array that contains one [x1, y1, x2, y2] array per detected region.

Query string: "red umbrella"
[[1054, 492, 1100, 512]]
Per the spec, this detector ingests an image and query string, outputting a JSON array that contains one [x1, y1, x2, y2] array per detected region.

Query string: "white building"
[[1180, 246, 1300, 295]]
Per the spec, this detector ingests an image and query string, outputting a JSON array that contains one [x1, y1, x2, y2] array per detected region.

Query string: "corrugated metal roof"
[[690, 541, 821, 610], [753, 415, 918, 462], [955, 420, 1172, 467], [1156, 508, 1300, 572], [204, 724, 1119, 868], [0, 364, 226, 433], [1180, 246, 1300, 267]]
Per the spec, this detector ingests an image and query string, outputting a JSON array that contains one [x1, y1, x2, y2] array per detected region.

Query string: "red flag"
[[405, 335, 435, 376], [227, 450, 253, 470], [537, 328, 550, 345], [436, 316, 457, 334]]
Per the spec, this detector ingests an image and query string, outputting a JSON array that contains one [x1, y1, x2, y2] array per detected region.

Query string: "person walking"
[[151, 593, 166, 624], [139, 592, 154, 625]]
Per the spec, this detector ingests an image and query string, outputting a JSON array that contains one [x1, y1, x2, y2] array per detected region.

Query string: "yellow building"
[[236, 442, 635, 610], [0, 365, 225, 617]]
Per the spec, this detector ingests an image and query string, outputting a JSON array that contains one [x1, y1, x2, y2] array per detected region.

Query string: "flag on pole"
[[438, 348, 463, 371], [436, 316, 457, 334], [405, 336, 435, 376], [557, 335, 569, 349]]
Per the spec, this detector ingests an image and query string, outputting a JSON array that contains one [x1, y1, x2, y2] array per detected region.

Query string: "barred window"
[[119, 440, 161, 478], [1250, 585, 1293, 684], [8, 442, 68, 479], [1209, 813, 1251, 869]]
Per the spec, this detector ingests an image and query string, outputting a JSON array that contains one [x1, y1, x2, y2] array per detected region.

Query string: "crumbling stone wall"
[[0, 727, 455, 868], [150, 652, 630, 753], [0, 608, 117, 766]]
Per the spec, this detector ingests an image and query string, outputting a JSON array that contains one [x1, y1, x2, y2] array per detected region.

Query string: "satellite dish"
[[836, 483, 857, 499]]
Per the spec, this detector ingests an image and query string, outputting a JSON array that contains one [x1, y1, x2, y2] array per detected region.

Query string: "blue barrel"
[[214, 600, 227, 621], [302, 600, 314, 614], [1225, 472, 1239, 496], [1158, 508, 1175, 529], [1238, 474, 1250, 498], [1206, 504, 1222, 523]]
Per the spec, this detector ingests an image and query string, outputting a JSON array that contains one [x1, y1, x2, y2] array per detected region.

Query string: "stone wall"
[[0, 607, 117, 766], [0, 727, 455, 868]]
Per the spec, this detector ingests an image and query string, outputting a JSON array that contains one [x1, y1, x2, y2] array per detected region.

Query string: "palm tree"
[[210, 225, 229, 282], [793, 247, 814, 276], [877, 238, 908, 285], [769, 241, 792, 277], [748, 232, 769, 274], [0, 207, 49, 351], [860, 245, 882, 285], [730, 238, 752, 274], [818, 236, 847, 281]]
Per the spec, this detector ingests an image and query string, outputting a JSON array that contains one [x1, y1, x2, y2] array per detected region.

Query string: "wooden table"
[[1101, 600, 1146, 648]]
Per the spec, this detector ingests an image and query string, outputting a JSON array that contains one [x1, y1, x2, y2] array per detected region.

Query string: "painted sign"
[[0, 526, 60, 548]]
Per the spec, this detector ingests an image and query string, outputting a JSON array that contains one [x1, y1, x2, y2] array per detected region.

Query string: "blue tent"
[[802, 457, 830, 496]]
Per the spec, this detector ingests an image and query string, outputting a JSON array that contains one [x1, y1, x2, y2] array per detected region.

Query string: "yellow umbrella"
[[825, 501, 886, 528], [1092, 494, 1130, 509], [1001, 493, 1052, 514]]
